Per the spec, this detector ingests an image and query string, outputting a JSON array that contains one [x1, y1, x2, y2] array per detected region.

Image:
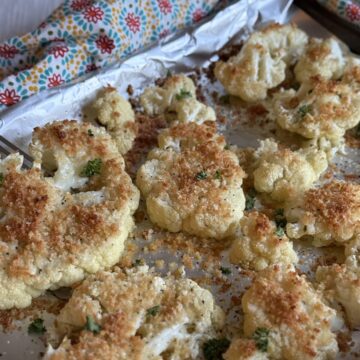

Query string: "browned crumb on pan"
[[124, 113, 167, 177], [345, 130, 360, 149], [337, 331, 352, 353], [0, 297, 66, 332]]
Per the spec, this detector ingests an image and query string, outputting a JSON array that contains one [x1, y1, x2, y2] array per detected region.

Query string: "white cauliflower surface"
[[45, 266, 224, 360], [241, 264, 340, 360], [253, 138, 327, 202], [140, 74, 216, 124], [136, 122, 246, 239], [214, 23, 308, 102], [93, 87, 137, 155], [0, 120, 139, 309], [285, 181, 360, 246], [229, 211, 298, 271], [224, 338, 268, 360]]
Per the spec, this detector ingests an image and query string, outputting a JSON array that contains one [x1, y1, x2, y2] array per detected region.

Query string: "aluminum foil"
[[1, 1, 360, 359]]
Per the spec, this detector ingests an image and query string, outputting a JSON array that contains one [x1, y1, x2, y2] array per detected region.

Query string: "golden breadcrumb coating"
[[140, 74, 216, 124], [273, 74, 360, 141], [136, 122, 246, 239], [294, 37, 346, 83], [214, 23, 308, 102], [242, 264, 339, 360], [229, 212, 298, 271], [93, 87, 137, 154], [45, 266, 224, 360], [286, 181, 360, 246], [224, 338, 268, 360], [316, 237, 360, 329], [0, 120, 139, 310]]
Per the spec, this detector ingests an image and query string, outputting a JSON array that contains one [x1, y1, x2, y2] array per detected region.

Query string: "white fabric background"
[[0, 0, 64, 42]]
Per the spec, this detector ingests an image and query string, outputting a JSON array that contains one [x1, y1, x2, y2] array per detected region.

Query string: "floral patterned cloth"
[[317, 0, 360, 25], [0, 0, 228, 111]]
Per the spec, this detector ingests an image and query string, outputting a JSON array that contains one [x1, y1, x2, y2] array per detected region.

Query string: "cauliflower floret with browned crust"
[[93, 87, 137, 154], [45, 266, 224, 360], [136, 122, 246, 239], [229, 212, 298, 271], [285, 181, 360, 246], [294, 37, 347, 83], [242, 264, 340, 360], [140, 74, 216, 124], [224, 338, 268, 360], [272, 76, 360, 141], [316, 237, 360, 329], [253, 138, 327, 202], [214, 23, 308, 102], [0, 120, 139, 310]]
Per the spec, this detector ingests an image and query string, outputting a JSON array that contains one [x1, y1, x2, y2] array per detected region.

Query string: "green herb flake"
[[28, 318, 46, 335], [274, 208, 287, 237], [166, 69, 172, 78], [214, 170, 222, 180], [245, 189, 257, 211], [298, 104, 312, 118], [85, 315, 101, 334], [133, 258, 143, 267], [0, 173, 4, 185], [220, 266, 231, 275], [203, 338, 231, 360], [81, 158, 102, 177], [252, 327, 270, 352], [276, 226, 285, 237], [219, 94, 230, 104], [175, 88, 192, 101], [146, 305, 160, 317], [196, 171, 208, 180], [224, 144, 230, 150], [88, 129, 94, 137]]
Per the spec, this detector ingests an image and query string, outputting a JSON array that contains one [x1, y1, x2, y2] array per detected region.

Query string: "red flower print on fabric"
[[0, 89, 20, 106], [49, 45, 69, 58], [125, 13, 141, 33], [160, 29, 170, 38], [0, 44, 19, 59], [85, 64, 99, 73], [84, 6, 104, 23], [71, 0, 92, 11], [192, 8, 204, 22], [158, 0, 172, 15], [95, 35, 115, 54], [48, 74, 65, 88], [346, 3, 360, 21]]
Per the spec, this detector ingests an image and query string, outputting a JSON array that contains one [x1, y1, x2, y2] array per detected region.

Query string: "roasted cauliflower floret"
[[242, 264, 339, 360], [140, 74, 216, 124], [253, 138, 327, 202], [272, 77, 360, 141], [214, 23, 308, 102], [224, 338, 268, 360], [0, 120, 139, 310], [229, 212, 298, 271], [93, 87, 137, 154], [285, 181, 360, 246], [136, 122, 246, 239], [316, 237, 360, 329], [45, 266, 224, 360], [294, 37, 346, 83]]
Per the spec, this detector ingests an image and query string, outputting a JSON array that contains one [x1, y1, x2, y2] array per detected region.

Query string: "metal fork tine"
[[0, 135, 33, 164]]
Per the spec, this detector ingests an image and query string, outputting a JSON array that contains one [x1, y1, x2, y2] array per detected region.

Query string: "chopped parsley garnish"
[[203, 338, 230, 360], [220, 266, 231, 275], [214, 170, 222, 180], [224, 144, 230, 150], [0, 173, 4, 185], [252, 327, 270, 352], [146, 305, 160, 317], [85, 315, 101, 334], [245, 189, 257, 211], [297, 104, 312, 118], [219, 94, 230, 104], [274, 208, 287, 237], [88, 129, 94, 137], [175, 88, 192, 101], [81, 158, 102, 177], [133, 258, 143, 267], [28, 318, 46, 335], [196, 171, 208, 180]]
